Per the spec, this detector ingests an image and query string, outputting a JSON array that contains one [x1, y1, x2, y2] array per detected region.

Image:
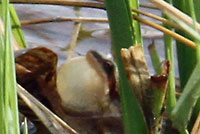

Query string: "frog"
[[16, 46, 123, 134]]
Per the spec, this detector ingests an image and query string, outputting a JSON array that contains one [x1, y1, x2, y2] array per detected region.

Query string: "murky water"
[[14, 0, 178, 75]]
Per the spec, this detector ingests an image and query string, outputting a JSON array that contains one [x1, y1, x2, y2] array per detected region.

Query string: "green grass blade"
[[10, 4, 27, 49], [173, 0, 197, 90], [164, 33, 176, 115], [165, 12, 200, 43], [129, 0, 142, 45], [151, 74, 168, 134], [105, 1, 134, 48], [188, 0, 200, 131], [171, 63, 200, 134], [23, 118, 28, 134], [148, 42, 162, 75], [173, 1, 200, 131], [162, 0, 176, 115], [0, 0, 20, 134], [0, 21, 5, 134], [151, 80, 167, 117], [105, 0, 148, 134]]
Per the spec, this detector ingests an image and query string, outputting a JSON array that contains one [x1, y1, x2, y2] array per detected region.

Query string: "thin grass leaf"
[[164, 34, 176, 115], [0, 0, 20, 134], [0, 22, 5, 134], [22, 118, 28, 134], [171, 63, 200, 134], [167, 9, 198, 131], [150, 0, 200, 33], [132, 9, 183, 31], [188, 0, 200, 73], [67, 22, 81, 59], [10, 4, 27, 49], [105, 0, 148, 134], [132, 15, 196, 49], [151, 75, 168, 118], [148, 42, 162, 74], [167, 1, 200, 131], [163, 0, 176, 116], [166, 13, 200, 42], [150, 74, 168, 134], [188, 0, 200, 131], [129, 0, 142, 44], [17, 84, 78, 134], [150, 0, 198, 89]]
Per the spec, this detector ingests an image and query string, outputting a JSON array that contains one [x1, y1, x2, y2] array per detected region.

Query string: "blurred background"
[[14, 0, 176, 75]]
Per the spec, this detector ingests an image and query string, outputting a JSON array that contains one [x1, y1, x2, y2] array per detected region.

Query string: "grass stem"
[[133, 15, 196, 49], [132, 9, 182, 30], [150, 0, 200, 32], [20, 17, 108, 25]]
